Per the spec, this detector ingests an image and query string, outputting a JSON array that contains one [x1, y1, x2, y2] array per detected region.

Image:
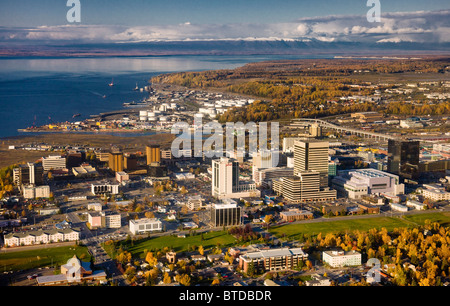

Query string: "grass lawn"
[[269, 216, 412, 240], [403, 212, 450, 227], [122, 231, 237, 258], [0, 245, 91, 272]]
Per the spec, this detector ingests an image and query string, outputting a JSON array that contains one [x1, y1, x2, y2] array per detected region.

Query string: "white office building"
[[91, 183, 119, 195], [212, 157, 260, 200], [129, 218, 162, 235], [22, 185, 50, 199], [42, 155, 67, 171], [103, 211, 121, 229], [322, 250, 361, 268], [332, 169, 404, 199]]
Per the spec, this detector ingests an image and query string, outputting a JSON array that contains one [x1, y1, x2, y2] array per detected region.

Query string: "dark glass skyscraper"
[[387, 140, 420, 180]]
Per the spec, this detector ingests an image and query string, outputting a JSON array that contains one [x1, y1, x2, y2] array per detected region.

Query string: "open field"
[[269, 212, 450, 240], [403, 212, 450, 227], [0, 132, 175, 168], [109, 231, 237, 259], [0, 245, 91, 272], [269, 217, 414, 240]]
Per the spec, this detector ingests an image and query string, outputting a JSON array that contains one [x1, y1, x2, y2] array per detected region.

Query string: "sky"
[[0, 0, 449, 43]]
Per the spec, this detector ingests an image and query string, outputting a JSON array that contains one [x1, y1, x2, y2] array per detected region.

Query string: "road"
[[65, 210, 128, 286]]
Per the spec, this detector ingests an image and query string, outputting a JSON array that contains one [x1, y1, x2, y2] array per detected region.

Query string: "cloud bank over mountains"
[[1, 9, 449, 44]]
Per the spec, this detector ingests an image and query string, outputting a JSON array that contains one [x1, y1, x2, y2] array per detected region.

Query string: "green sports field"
[[117, 231, 237, 258], [403, 212, 450, 227], [269, 212, 450, 240], [0, 245, 91, 272]]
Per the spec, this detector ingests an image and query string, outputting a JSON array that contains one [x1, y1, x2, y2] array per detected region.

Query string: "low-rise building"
[[129, 218, 162, 235], [420, 185, 450, 201], [39, 207, 60, 215], [36, 255, 106, 286], [406, 200, 426, 210], [91, 182, 119, 195], [239, 247, 308, 273], [322, 249, 361, 268], [115, 171, 130, 183], [4, 229, 80, 247], [332, 169, 404, 200], [87, 203, 102, 212], [280, 209, 313, 222], [22, 185, 51, 199], [72, 164, 98, 177], [305, 274, 332, 286], [186, 195, 204, 211], [390, 203, 408, 212], [88, 211, 121, 229]]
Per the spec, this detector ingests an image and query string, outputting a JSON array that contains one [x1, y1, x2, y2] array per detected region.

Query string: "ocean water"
[[0, 55, 331, 138]]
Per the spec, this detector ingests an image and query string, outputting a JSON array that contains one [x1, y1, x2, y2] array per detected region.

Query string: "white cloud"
[[0, 9, 448, 44]]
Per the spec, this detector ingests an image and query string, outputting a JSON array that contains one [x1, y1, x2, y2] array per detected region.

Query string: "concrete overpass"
[[290, 118, 395, 142]]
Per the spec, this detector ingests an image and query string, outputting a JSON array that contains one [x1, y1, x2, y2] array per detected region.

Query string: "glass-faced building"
[[387, 140, 420, 180]]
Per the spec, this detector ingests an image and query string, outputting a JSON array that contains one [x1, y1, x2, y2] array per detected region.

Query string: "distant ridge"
[[1, 40, 449, 58]]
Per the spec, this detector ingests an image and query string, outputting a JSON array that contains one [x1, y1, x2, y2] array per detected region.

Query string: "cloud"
[[0, 9, 449, 44]]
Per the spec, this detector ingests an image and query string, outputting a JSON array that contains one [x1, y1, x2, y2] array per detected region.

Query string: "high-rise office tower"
[[273, 171, 336, 203], [146, 145, 161, 165], [108, 151, 124, 172], [13, 163, 44, 186], [387, 139, 420, 180], [212, 157, 240, 198], [294, 140, 329, 188], [309, 123, 322, 138], [210, 203, 242, 227]]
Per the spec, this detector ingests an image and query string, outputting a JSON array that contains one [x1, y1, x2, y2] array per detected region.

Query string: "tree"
[[198, 245, 205, 256], [180, 186, 188, 194], [246, 261, 256, 277], [264, 215, 273, 228], [176, 274, 191, 286], [163, 272, 172, 284], [145, 252, 158, 267], [145, 211, 155, 219]]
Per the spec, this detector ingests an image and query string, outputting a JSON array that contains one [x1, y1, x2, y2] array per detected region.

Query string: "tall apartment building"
[[108, 151, 124, 172], [42, 155, 67, 171], [146, 145, 161, 165], [294, 140, 329, 188], [13, 163, 44, 186], [388, 139, 420, 180], [210, 203, 242, 227]]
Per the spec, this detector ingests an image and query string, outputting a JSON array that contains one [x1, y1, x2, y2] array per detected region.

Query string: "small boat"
[[108, 78, 114, 87], [134, 83, 139, 91], [72, 113, 81, 118]]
